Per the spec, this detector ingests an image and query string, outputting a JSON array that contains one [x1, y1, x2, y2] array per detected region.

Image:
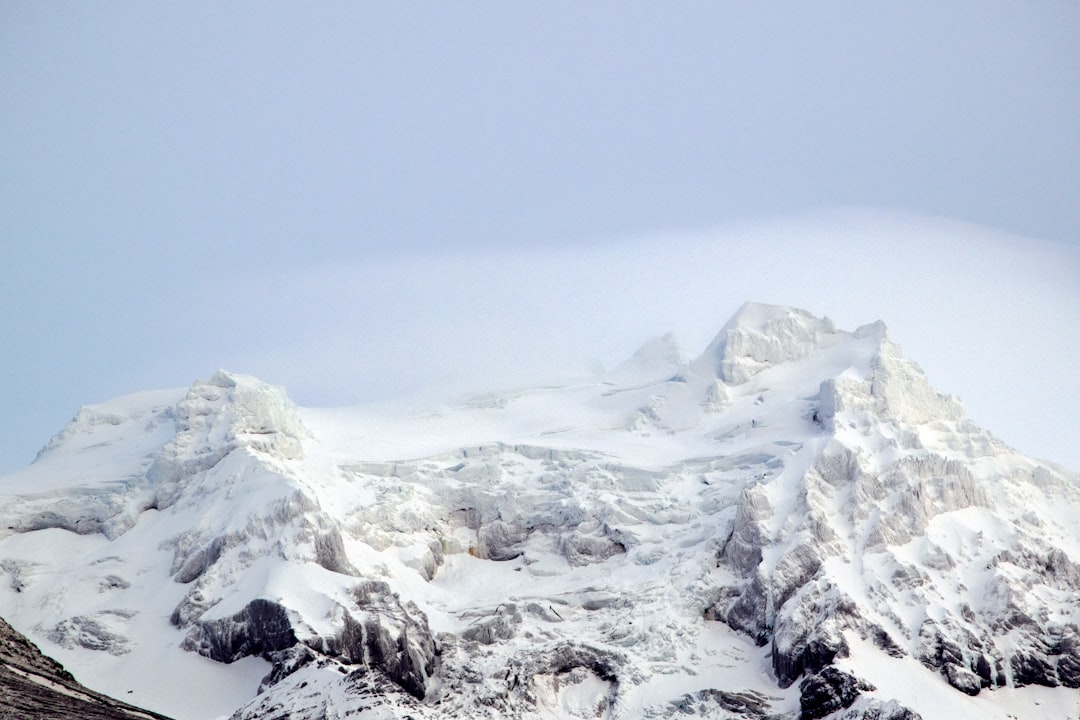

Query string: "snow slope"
[[1, 303, 1078, 720]]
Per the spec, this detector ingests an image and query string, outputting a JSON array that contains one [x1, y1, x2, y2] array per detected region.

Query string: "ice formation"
[[1, 303, 1078, 720]]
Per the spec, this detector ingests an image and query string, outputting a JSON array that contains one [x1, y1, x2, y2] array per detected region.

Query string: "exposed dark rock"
[[257, 645, 317, 693], [672, 688, 778, 717], [869, 626, 906, 658], [943, 663, 982, 696], [998, 546, 1080, 592], [1, 614, 173, 720], [799, 667, 874, 720], [720, 571, 771, 644], [533, 643, 620, 682], [721, 486, 771, 575], [1, 616, 74, 683], [1043, 549, 1080, 589], [915, 617, 1003, 694], [325, 581, 438, 700], [775, 627, 850, 689], [174, 535, 225, 583], [772, 588, 854, 687], [1056, 626, 1080, 688], [47, 614, 131, 655], [973, 653, 1000, 688], [182, 598, 297, 663], [451, 640, 627, 715], [772, 544, 824, 610], [313, 528, 355, 575], [838, 698, 923, 720], [1010, 649, 1059, 688]]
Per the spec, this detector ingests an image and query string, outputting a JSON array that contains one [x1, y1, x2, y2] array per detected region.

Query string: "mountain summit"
[[1, 304, 1077, 720]]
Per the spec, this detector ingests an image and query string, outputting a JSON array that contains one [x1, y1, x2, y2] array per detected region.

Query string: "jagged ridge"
[[0, 303, 1076, 720]]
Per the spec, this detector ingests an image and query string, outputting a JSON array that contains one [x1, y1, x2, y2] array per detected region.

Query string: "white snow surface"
[[0, 302, 1077, 720]]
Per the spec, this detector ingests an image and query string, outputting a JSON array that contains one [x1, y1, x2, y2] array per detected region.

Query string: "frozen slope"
[[1, 303, 1078, 720]]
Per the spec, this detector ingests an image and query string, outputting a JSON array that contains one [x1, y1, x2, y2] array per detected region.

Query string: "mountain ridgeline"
[[1, 303, 1078, 720]]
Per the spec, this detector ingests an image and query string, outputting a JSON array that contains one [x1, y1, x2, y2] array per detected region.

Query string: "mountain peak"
[[1, 305, 1076, 720], [694, 302, 867, 384], [722, 301, 827, 333], [147, 371, 308, 498], [607, 332, 690, 384]]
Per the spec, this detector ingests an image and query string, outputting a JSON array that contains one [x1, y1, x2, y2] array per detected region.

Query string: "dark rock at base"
[[775, 631, 851, 689], [329, 580, 438, 700], [1010, 649, 1059, 688], [916, 617, 1003, 694], [1056, 627, 1080, 688], [183, 598, 297, 663], [842, 698, 924, 720], [972, 653, 1006, 689], [943, 663, 982, 696], [672, 688, 778, 718], [870, 626, 906, 658], [0, 614, 173, 720], [799, 667, 874, 720]]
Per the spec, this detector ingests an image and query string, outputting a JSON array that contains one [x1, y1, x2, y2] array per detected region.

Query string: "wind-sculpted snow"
[[1, 303, 1078, 720], [148, 370, 308, 500], [694, 303, 843, 385]]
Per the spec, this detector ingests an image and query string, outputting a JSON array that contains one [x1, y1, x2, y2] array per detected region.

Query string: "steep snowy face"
[[0, 304, 1077, 720], [606, 332, 690, 385], [704, 320, 1079, 701], [692, 302, 842, 385], [1, 387, 182, 540], [0, 370, 439, 718], [145, 370, 309, 520], [148, 369, 308, 494]]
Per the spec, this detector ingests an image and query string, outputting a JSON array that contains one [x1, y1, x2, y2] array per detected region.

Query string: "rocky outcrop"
[[324, 581, 438, 700], [0, 614, 172, 720], [182, 598, 297, 663], [671, 689, 778, 717], [185, 580, 438, 703], [836, 698, 923, 720], [501, 643, 624, 717], [798, 667, 874, 720], [47, 612, 133, 656]]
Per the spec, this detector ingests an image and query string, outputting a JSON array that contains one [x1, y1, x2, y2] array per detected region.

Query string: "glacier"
[[1, 302, 1078, 720]]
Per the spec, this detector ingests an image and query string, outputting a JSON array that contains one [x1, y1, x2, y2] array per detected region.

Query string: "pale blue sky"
[[2, 2, 1079, 472]]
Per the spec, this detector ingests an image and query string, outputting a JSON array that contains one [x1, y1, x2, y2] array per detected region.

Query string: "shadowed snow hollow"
[[0, 303, 1077, 720]]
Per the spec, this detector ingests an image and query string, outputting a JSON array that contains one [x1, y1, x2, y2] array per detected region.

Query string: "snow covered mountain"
[[2, 302, 1079, 720]]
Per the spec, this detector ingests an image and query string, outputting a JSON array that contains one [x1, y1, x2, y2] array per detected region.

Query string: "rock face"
[[182, 598, 297, 663], [799, 667, 874, 720], [0, 614, 172, 720], [331, 581, 439, 700], [0, 304, 1077, 720]]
